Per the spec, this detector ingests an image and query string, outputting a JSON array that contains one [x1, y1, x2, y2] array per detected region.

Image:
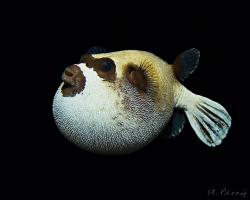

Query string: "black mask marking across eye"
[[99, 59, 114, 72], [80, 54, 116, 81]]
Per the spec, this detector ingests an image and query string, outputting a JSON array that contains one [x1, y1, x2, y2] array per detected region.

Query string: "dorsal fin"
[[85, 46, 110, 54], [173, 48, 200, 81]]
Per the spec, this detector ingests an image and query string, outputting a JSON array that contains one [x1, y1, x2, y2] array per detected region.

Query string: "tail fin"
[[176, 86, 232, 147]]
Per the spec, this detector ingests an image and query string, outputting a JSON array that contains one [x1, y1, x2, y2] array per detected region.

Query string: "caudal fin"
[[176, 86, 232, 147]]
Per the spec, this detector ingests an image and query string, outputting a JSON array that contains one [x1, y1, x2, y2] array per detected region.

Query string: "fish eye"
[[80, 55, 116, 81], [100, 60, 114, 72]]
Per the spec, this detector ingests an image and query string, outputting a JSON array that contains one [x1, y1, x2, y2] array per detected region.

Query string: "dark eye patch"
[[80, 54, 116, 81], [100, 60, 114, 72]]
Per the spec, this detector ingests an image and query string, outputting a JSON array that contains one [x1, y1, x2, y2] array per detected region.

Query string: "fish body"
[[53, 47, 231, 155]]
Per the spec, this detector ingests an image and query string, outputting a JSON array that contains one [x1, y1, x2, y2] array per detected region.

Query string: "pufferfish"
[[53, 47, 231, 155]]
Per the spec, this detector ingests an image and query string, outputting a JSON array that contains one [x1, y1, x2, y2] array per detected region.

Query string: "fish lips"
[[61, 65, 86, 97]]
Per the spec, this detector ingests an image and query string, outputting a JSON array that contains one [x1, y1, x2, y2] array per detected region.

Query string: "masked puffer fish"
[[53, 47, 232, 155]]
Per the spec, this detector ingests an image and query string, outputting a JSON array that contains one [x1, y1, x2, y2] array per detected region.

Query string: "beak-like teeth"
[[61, 65, 86, 97]]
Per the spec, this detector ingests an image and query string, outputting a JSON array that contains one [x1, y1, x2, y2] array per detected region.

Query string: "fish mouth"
[[61, 82, 72, 90], [61, 65, 86, 97]]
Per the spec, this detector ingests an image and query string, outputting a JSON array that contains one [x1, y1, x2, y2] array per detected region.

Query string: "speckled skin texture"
[[53, 50, 176, 155], [53, 49, 232, 154]]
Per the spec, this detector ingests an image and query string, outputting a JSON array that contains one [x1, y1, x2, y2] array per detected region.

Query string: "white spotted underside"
[[53, 63, 167, 154]]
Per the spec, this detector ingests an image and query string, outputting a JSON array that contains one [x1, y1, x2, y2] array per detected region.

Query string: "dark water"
[[10, 4, 248, 199]]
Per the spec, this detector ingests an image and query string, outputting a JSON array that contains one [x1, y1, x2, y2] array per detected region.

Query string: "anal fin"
[[167, 109, 186, 138]]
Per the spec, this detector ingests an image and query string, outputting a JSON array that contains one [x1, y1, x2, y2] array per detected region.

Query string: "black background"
[[10, 3, 248, 199]]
